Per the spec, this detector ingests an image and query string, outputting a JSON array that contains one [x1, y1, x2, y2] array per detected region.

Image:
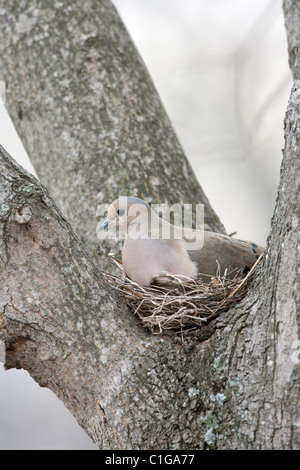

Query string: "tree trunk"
[[0, 0, 224, 274], [0, 0, 299, 450]]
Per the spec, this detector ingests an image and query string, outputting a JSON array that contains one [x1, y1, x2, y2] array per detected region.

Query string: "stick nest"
[[102, 254, 262, 334]]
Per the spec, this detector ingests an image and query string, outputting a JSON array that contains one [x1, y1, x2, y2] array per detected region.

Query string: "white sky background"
[[0, 0, 292, 450]]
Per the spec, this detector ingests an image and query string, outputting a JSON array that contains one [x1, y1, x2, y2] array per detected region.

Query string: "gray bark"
[[0, 0, 299, 450], [283, 0, 300, 75]]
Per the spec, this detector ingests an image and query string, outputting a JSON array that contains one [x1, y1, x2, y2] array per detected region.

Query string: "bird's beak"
[[97, 218, 113, 232]]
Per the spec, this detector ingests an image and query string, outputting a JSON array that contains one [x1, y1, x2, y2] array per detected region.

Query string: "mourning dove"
[[98, 196, 264, 286]]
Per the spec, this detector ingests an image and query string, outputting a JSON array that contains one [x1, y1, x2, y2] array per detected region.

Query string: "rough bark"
[[0, 0, 224, 273], [0, 0, 299, 450], [283, 0, 300, 75]]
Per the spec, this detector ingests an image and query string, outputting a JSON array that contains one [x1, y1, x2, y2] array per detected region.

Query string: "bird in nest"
[[98, 196, 264, 286]]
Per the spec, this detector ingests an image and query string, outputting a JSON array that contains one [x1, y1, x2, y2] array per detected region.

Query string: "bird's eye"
[[116, 208, 126, 217]]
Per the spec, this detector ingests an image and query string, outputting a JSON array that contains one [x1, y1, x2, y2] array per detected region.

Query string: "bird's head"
[[97, 196, 151, 236]]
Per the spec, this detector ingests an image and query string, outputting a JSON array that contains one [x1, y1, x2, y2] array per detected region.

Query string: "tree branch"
[[0, 0, 225, 274], [0, 144, 222, 449], [283, 0, 300, 76], [0, 144, 146, 447]]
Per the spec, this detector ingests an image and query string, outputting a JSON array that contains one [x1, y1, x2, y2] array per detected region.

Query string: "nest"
[[102, 254, 262, 334]]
